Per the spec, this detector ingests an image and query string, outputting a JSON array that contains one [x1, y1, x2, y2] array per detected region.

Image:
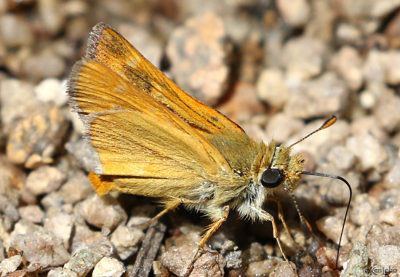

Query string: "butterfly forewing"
[[85, 23, 242, 134], [70, 59, 230, 175], [68, 23, 261, 197]]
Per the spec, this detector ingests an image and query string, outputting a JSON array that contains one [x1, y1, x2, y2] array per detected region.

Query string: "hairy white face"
[[235, 180, 266, 221], [234, 145, 304, 222]]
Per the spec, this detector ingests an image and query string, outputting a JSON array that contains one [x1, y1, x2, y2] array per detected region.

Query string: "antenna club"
[[288, 115, 338, 149], [321, 115, 337, 130]]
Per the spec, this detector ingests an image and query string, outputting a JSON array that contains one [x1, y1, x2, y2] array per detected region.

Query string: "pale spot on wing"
[[114, 85, 126, 93], [127, 60, 138, 68]]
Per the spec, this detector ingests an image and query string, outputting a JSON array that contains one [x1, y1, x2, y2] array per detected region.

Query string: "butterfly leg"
[[265, 197, 292, 241], [254, 208, 288, 262], [134, 198, 185, 229], [152, 198, 183, 222], [184, 205, 230, 277]]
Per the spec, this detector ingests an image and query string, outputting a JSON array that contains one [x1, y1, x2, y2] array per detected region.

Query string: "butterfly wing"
[[85, 23, 260, 166], [85, 23, 242, 136], [68, 23, 261, 197]]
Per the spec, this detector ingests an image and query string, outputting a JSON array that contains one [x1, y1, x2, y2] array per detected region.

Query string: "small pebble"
[[281, 36, 326, 80], [64, 239, 113, 276], [374, 89, 400, 133], [223, 14, 253, 43], [58, 171, 94, 204], [360, 89, 377, 109], [65, 138, 98, 172], [326, 145, 356, 171], [351, 194, 379, 226], [256, 68, 288, 110], [383, 51, 400, 85], [376, 245, 400, 269], [165, 224, 202, 248], [0, 195, 20, 232], [0, 79, 40, 129], [44, 213, 74, 248], [110, 225, 144, 260], [246, 259, 296, 277], [367, 225, 400, 275], [277, 0, 310, 27], [0, 155, 26, 204], [77, 194, 127, 233], [379, 188, 400, 210], [363, 50, 386, 84], [385, 10, 400, 47], [367, 225, 400, 255], [338, 0, 398, 18], [315, 246, 338, 268], [340, 240, 368, 277], [8, 230, 70, 267], [336, 23, 362, 44], [7, 219, 42, 239], [0, 14, 33, 47], [37, 0, 65, 35], [41, 191, 66, 210], [18, 205, 44, 223], [25, 166, 66, 195], [6, 106, 68, 167], [331, 46, 363, 91], [0, 255, 23, 276], [346, 134, 388, 171], [304, 0, 335, 42], [371, 0, 400, 18], [65, 17, 90, 42], [34, 78, 68, 106], [22, 52, 66, 80], [263, 29, 285, 68], [70, 224, 104, 254], [379, 206, 400, 226], [162, 243, 225, 277], [92, 257, 125, 277], [225, 250, 242, 270], [48, 267, 78, 277], [316, 215, 349, 245], [247, 242, 266, 263], [384, 158, 400, 189]]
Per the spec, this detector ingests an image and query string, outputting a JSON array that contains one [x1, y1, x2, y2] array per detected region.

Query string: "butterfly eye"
[[261, 168, 284, 188]]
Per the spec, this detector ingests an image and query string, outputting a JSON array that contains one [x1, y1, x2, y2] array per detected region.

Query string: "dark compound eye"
[[261, 168, 284, 188]]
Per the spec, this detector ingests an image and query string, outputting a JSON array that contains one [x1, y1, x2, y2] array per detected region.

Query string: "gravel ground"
[[0, 1, 400, 276]]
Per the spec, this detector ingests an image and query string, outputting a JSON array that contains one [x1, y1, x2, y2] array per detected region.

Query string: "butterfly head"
[[258, 144, 304, 194], [258, 116, 337, 194]]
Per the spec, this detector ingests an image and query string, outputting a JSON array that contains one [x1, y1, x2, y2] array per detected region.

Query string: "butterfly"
[[68, 22, 350, 275]]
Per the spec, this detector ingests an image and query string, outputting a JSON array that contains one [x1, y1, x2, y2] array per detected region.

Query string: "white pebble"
[[34, 78, 68, 106], [92, 257, 125, 277]]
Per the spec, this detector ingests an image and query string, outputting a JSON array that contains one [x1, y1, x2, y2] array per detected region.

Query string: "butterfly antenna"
[[289, 116, 337, 149], [302, 171, 352, 269], [288, 115, 351, 268], [287, 188, 313, 234]]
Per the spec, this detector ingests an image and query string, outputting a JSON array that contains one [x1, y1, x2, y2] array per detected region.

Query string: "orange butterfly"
[[68, 23, 350, 274]]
